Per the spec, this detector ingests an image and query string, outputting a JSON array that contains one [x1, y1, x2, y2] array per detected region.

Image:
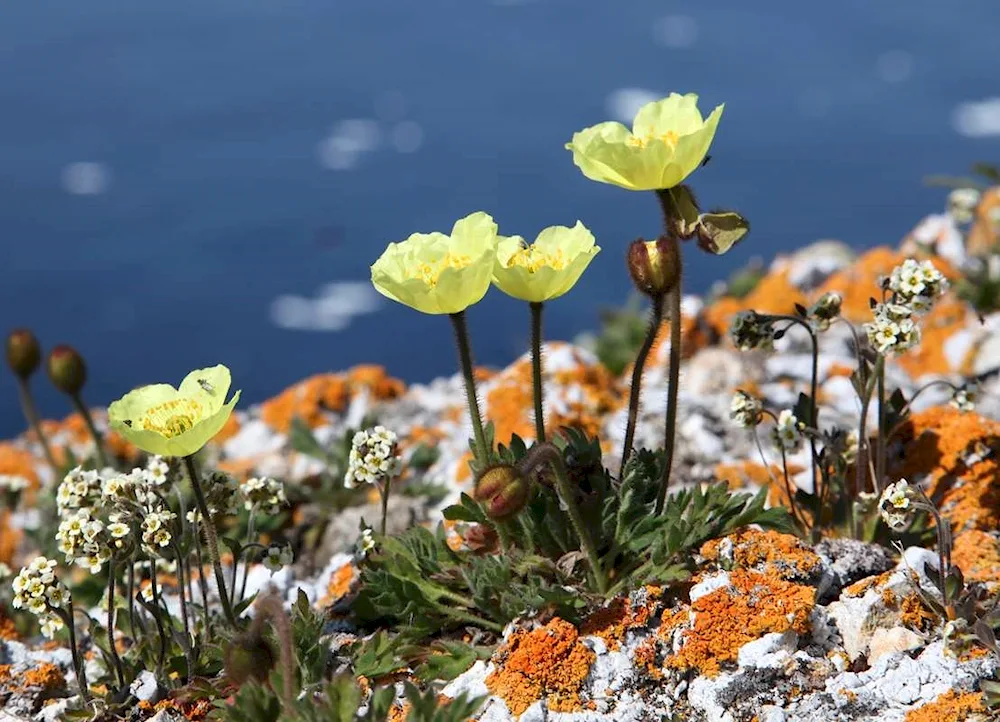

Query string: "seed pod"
[[626, 236, 681, 298], [5, 329, 41, 380], [47, 345, 87, 395]]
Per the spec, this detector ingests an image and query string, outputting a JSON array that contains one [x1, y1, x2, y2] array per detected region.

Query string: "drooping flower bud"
[[5, 329, 41, 380], [626, 236, 681, 298], [474, 464, 530, 520], [47, 345, 87, 395]]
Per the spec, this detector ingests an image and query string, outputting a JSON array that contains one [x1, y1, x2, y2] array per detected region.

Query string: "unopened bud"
[[5, 329, 41, 380], [474, 464, 530, 520], [627, 236, 681, 298], [47, 345, 87, 395], [224, 631, 276, 686]]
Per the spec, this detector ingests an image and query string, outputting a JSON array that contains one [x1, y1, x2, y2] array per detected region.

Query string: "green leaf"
[[288, 416, 331, 461], [662, 184, 701, 239], [696, 211, 750, 255]]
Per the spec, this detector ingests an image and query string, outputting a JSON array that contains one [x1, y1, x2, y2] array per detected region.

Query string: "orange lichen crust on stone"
[[904, 690, 986, 722], [484, 357, 535, 443], [951, 530, 1000, 585], [967, 186, 1000, 256], [318, 561, 358, 608], [700, 529, 823, 582], [893, 407, 1000, 533], [21, 663, 65, 691], [713, 461, 787, 490], [260, 367, 405, 433], [899, 594, 937, 632], [580, 586, 663, 651], [896, 298, 971, 378], [666, 570, 816, 677], [485, 618, 596, 717], [843, 570, 895, 598], [38, 412, 137, 465], [814, 247, 905, 322]]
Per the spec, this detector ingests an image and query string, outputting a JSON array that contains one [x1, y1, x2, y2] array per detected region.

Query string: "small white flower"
[[947, 188, 981, 224], [38, 613, 64, 639], [358, 528, 376, 556], [241, 476, 288, 515], [729, 391, 763, 428], [345, 426, 402, 489], [879, 479, 915, 531], [950, 384, 978, 413], [145, 456, 170, 486], [263, 544, 293, 573], [772, 410, 803, 452]]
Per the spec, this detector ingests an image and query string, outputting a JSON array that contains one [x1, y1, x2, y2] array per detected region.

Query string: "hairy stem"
[[619, 295, 665, 480], [183, 456, 239, 628], [655, 284, 683, 515], [70, 393, 109, 469], [530, 302, 547, 444], [875, 356, 887, 494], [62, 600, 90, 703], [379, 479, 391, 537], [106, 561, 126, 689], [522, 443, 608, 593], [237, 509, 257, 605], [16, 379, 58, 475], [149, 565, 168, 677], [449, 311, 489, 463]]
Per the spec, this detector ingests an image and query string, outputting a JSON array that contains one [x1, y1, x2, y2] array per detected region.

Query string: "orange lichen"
[[647, 312, 711, 362], [844, 570, 895, 598], [319, 562, 358, 608], [815, 247, 904, 321], [0, 443, 38, 487], [212, 414, 242, 445], [548, 360, 622, 440], [904, 690, 986, 722], [485, 618, 595, 717], [897, 298, 970, 378], [454, 451, 474, 484], [700, 529, 823, 582], [348, 364, 406, 400], [899, 594, 936, 632], [0, 612, 17, 641], [580, 587, 662, 651], [667, 570, 815, 677], [713, 461, 785, 491], [951, 530, 1000, 584], [22, 663, 64, 690], [967, 186, 1000, 256], [893, 407, 1000, 532], [485, 358, 535, 444], [0, 509, 21, 567]]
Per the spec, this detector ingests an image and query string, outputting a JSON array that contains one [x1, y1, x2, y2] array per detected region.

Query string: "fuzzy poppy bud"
[[47, 345, 87, 395], [474, 464, 530, 520], [626, 236, 681, 298], [224, 631, 276, 686], [5, 329, 41, 380]]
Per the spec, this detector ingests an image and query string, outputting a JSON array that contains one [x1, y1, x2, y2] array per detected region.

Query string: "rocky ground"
[[3, 194, 1000, 721]]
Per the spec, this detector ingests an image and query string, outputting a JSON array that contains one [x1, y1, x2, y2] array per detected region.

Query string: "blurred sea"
[[1, 0, 998, 436]]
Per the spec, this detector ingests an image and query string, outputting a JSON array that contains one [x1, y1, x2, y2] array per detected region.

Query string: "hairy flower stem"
[[655, 285, 683, 515], [105, 561, 126, 689], [69, 393, 109, 469], [530, 302, 547, 444], [148, 566, 168, 676], [183, 456, 239, 629], [753, 429, 807, 533], [253, 595, 295, 708], [16, 379, 58, 475], [619, 295, 665, 481], [192, 532, 211, 635], [522, 443, 608, 593], [449, 311, 489, 464], [170, 542, 194, 679], [236, 510, 257, 605], [61, 600, 90, 703], [874, 356, 887, 494], [379, 479, 391, 536]]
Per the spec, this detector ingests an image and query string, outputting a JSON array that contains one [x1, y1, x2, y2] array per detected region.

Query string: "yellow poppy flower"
[[565, 93, 723, 191], [108, 365, 240, 458], [371, 211, 499, 314], [492, 221, 600, 303]]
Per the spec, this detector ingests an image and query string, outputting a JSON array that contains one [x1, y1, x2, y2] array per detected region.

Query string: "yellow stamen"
[[410, 252, 472, 287], [508, 245, 567, 273], [140, 398, 203, 438], [627, 130, 680, 149]]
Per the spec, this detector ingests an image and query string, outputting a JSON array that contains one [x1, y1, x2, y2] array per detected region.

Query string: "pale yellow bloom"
[[108, 365, 240, 458], [371, 212, 499, 314], [566, 93, 723, 191], [492, 222, 600, 303]]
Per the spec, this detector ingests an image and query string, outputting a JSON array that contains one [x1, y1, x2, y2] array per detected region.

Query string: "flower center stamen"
[[627, 130, 680, 149], [139, 399, 203, 438], [509, 245, 567, 273], [410, 252, 472, 287]]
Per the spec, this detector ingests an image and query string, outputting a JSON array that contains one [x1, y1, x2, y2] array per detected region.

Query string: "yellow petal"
[[565, 122, 639, 189], [492, 222, 600, 302], [177, 365, 232, 414], [632, 93, 705, 138]]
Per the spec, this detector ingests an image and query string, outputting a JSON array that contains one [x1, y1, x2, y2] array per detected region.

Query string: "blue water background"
[[0, 0, 998, 437]]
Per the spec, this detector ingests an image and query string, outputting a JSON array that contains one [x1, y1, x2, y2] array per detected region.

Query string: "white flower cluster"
[[56, 509, 115, 573], [886, 259, 949, 313], [950, 383, 979, 413], [809, 291, 843, 331], [145, 456, 170, 486], [240, 476, 288, 515], [56, 467, 104, 514], [345, 426, 402, 488], [879, 479, 915, 531], [140, 508, 177, 552], [11, 557, 68, 639], [357, 527, 376, 557], [263, 544, 293, 573], [729, 311, 775, 352], [729, 391, 763, 428], [0, 474, 29, 494], [865, 303, 921, 356], [772, 410, 803, 452], [186, 472, 240, 523]]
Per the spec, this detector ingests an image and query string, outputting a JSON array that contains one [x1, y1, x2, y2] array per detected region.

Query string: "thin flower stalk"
[[15, 378, 58, 474], [655, 284, 683, 514], [62, 600, 90, 703], [450, 311, 489, 463], [619, 295, 665, 480], [105, 561, 126, 688], [69, 392, 109, 469], [530, 302, 547, 443]]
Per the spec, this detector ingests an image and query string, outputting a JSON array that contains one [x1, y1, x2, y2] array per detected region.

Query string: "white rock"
[[785, 240, 856, 290], [867, 626, 924, 663], [737, 630, 797, 669], [129, 669, 161, 702], [688, 672, 736, 722], [222, 419, 285, 460], [690, 572, 730, 602], [442, 660, 491, 701]]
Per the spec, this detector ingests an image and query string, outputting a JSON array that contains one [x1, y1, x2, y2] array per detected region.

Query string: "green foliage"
[[584, 295, 650, 375]]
